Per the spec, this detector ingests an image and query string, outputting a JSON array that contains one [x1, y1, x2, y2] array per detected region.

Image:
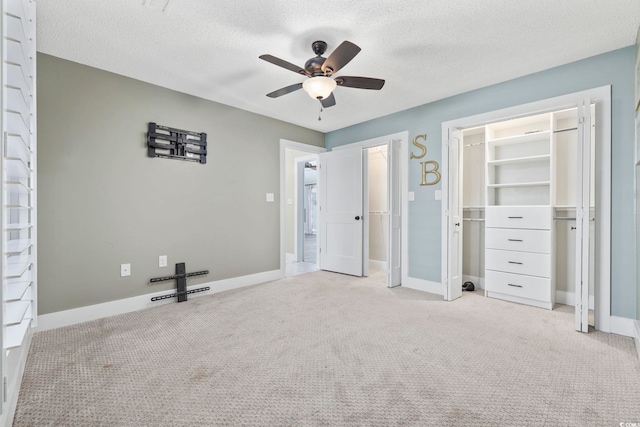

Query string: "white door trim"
[[440, 86, 611, 332], [280, 139, 326, 277]]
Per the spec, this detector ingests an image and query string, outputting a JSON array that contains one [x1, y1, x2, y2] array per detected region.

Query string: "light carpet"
[[13, 270, 640, 426]]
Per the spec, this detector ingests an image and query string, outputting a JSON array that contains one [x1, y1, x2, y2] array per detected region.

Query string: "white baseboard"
[[555, 290, 595, 310], [369, 260, 387, 271], [609, 316, 636, 338], [402, 277, 442, 295], [36, 269, 283, 332], [634, 320, 640, 361]]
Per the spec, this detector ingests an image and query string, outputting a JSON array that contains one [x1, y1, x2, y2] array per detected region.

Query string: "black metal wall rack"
[[147, 122, 207, 164], [150, 262, 209, 302]]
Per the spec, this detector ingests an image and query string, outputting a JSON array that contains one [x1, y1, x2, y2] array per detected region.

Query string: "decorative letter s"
[[410, 134, 427, 159]]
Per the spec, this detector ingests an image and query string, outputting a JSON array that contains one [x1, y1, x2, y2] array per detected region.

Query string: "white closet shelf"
[[5, 281, 30, 301], [487, 130, 551, 146], [5, 300, 30, 325], [487, 154, 551, 166], [487, 181, 551, 189], [5, 239, 32, 254], [4, 318, 30, 349], [6, 203, 31, 209], [554, 205, 577, 210], [5, 262, 31, 278]]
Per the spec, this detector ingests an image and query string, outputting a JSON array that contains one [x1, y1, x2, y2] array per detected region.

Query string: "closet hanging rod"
[[368, 211, 388, 215], [463, 142, 485, 147], [554, 127, 577, 134], [462, 218, 485, 222]]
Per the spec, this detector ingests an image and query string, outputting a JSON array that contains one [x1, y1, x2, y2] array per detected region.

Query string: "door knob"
[[355, 216, 360, 220], [455, 222, 460, 226]]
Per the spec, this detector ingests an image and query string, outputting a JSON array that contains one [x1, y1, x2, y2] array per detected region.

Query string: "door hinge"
[[3, 376, 6, 403]]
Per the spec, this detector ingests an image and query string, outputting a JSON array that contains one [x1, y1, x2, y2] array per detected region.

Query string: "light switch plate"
[[121, 263, 131, 277], [159, 255, 167, 268], [287, 198, 293, 205], [435, 190, 442, 200], [408, 191, 415, 201], [266, 193, 274, 202]]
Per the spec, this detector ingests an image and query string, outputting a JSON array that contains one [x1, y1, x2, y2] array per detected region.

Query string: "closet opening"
[[280, 140, 325, 279], [318, 133, 404, 287], [365, 145, 390, 274], [441, 87, 611, 333]]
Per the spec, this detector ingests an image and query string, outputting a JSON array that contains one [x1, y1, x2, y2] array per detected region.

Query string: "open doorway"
[[293, 156, 319, 273], [319, 132, 405, 287], [280, 140, 326, 278]]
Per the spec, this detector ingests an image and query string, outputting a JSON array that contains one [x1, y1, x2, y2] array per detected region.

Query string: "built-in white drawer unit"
[[485, 228, 550, 253], [485, 206, 551, 230], [485, 270, 551, 303], [484, 205, 554, 309]]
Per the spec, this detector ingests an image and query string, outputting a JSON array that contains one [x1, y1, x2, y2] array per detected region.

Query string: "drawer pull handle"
[[508, 283, 523, 288], [508, 261, 523, 265], [508, 239, 523, 242], [508, 216, 523, 219]]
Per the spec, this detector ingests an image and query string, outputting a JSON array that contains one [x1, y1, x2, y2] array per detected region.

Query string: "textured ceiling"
[[37, 0, 640, 133]]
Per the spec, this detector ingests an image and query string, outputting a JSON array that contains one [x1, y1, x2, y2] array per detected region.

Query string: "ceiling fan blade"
[[321, 41, 361, 74], [266, 82, 303, 98], [335, 76, 385, 90], [320, 93, 336, 108], [259, 54, 308, 76]]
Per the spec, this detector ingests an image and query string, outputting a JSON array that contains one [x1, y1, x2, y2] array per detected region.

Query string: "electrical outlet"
[[266, 193, 274, 202], [159, 255, 167, 268], [120, 263, 131, 277]]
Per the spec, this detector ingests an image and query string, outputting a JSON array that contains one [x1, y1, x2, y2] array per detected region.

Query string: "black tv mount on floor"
[[147, 122, 207, 164], [150, 262, 209, 302]]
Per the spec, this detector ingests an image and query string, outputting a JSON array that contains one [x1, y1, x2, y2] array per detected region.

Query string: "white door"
[[445, 129, 463, 301], [575, 100, 593, 332], [387, 140, 402, 287], [318, 148, 364, 276]]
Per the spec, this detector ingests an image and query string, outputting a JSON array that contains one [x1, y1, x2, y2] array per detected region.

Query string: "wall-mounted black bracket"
[[147, 122, 207, 164], [150, 262, 209, 302]]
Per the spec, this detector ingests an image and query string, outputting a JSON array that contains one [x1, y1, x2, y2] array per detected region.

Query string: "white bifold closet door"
[[445, 128, 463, 301], [574, 99, 593, 333]]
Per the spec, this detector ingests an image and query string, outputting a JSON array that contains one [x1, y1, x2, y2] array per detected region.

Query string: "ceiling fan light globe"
[[302, 76, 336, 100]]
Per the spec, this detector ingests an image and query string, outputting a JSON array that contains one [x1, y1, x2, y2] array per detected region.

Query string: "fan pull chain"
[[318, 104, 323, 121]]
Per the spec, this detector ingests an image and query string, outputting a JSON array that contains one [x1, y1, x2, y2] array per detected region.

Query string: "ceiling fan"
[[259, 40, 385, 108]]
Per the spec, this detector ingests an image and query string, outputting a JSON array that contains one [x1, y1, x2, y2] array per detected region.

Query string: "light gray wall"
[[327, 46, 637, 319], [37, 54, 324, 314]]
